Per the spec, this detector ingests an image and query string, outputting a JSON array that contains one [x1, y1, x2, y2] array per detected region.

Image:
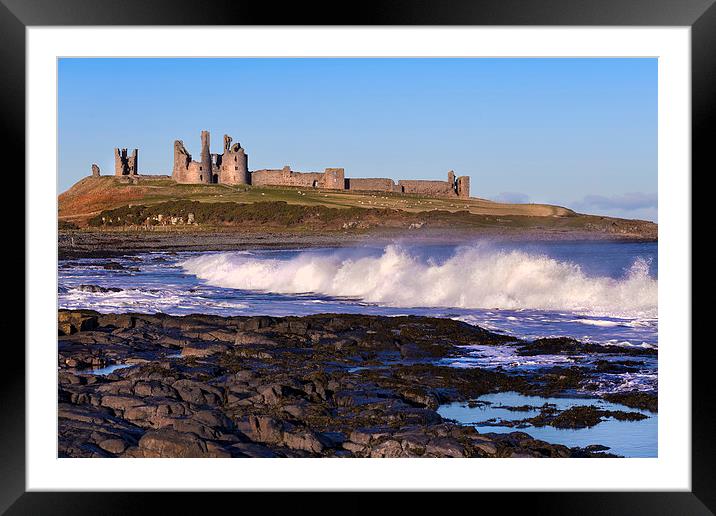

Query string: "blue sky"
[[58, 58, 657, 221]]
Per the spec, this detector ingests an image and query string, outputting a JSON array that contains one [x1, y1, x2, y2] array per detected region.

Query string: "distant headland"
[[61, 129, 657, 252]]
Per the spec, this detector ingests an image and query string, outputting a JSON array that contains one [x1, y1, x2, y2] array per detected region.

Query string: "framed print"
[[3, 0, 709, 512]]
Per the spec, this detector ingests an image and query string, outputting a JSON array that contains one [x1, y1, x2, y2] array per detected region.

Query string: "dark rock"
[[172, 380, 223, 406], [518, 337, 657, 357], [235, 415, 283, 444], [99, 261, 140, 272], [234, 332, 277, 346], [75, 284, 123, 293], [58, 310, 98, 336], [594, 359, 644, 373], [57, 310, 650, 458], [350, 427, 392, 445], [425, 437, 465, 458], [369, 439, 404, 458], [133, 428, 230, 458], [603, 390, 658, 413]]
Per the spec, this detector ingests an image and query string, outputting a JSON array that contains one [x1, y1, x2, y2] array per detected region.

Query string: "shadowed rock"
[[57, 310, 638, 458]]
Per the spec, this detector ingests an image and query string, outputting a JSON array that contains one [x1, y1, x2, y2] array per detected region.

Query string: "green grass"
[[62, 177, 656, 239], [81, 176, 570, 216], [88, 200, 400, 228]]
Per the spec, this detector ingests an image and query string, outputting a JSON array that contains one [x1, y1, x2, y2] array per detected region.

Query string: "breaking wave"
[[181, 244, 657, 318]]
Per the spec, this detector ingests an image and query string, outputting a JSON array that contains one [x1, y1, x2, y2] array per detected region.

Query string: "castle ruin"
[[114, 148, 138, 176], [345, 170, 470, 198], [100, 130, 471, 199], [251, 166, 345, 190], [172, 131, 250, 185]]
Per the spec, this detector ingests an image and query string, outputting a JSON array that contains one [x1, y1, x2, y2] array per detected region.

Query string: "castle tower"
[[457, 176, 470, 198], [323, 168, 345, 190], [128, 149, 138, 175], [200, 130, 212, 184], [218, 133, 250, 185], [114, 148, 139, 176], [114, 148, 126, 176], [172, 140, 192, 183]]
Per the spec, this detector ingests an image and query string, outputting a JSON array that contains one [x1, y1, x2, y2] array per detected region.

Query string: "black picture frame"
[[2, 0, 707, 512]]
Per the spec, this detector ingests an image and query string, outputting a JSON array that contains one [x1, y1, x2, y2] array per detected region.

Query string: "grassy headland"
[[58, 176, 657, 257]]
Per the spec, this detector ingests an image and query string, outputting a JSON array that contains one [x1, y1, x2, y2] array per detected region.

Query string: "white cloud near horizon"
[[491, 192, 531, 204], [570, 192, 657, 222], [489, 191, 658, 222], [572, 192, 657, 212]]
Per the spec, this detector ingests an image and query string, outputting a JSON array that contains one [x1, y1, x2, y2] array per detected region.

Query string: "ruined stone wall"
[[457, 176, 470, 198], [251, 167, 324, 188], [172, 138, 213, 184], [250, 167, 344, 190], [172, 140, 190, 183], [164, 130, 471, 197], [249, 167, 468, 198], [345, 178, 401, 193], [114, 148, 138, 176], [398, 179, 456, 197], [219, 135, 250, 185], [393, 171, 470, 198], [128, 149, 138, 175], [187, 162, 208, 183], [322, 168, 345, 190], [172, 140, 211, 184]]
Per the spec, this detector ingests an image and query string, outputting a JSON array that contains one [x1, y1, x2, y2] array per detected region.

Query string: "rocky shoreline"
[[58, 228, 657, 260], [58, 310, 656, 458]]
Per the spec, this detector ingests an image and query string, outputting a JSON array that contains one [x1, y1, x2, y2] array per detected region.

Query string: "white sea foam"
[[181, 244, 658, 318], [570, 319, 622, 327]]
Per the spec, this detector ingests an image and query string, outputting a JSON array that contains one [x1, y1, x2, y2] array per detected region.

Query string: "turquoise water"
[[438, 391, 657, 457]]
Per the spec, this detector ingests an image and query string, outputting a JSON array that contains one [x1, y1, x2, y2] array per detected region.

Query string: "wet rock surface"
[[473, 403, 648, 430], [58, 310, 647, 458], [75, 284, 124, 293], [516, 337, 657, 357]]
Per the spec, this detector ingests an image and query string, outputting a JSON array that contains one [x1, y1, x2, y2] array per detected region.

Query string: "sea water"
[[438, 391, 657, 458], [59, 240, 657, 344], [59, 240, 658, 456]]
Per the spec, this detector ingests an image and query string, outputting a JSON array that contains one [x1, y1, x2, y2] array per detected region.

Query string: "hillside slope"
[[59, 176, 574, 222], [58, 176, 657, 241]]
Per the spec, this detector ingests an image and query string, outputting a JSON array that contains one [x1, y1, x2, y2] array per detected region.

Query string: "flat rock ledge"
[[58, 310, 626, 458]]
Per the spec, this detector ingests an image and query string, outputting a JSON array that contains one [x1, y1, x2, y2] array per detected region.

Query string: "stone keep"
[[173, 130, 250, 185], [218, 134, 250, 185]]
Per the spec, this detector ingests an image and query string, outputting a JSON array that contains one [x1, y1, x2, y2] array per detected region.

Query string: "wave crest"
[[181, 244, 657, 317]]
